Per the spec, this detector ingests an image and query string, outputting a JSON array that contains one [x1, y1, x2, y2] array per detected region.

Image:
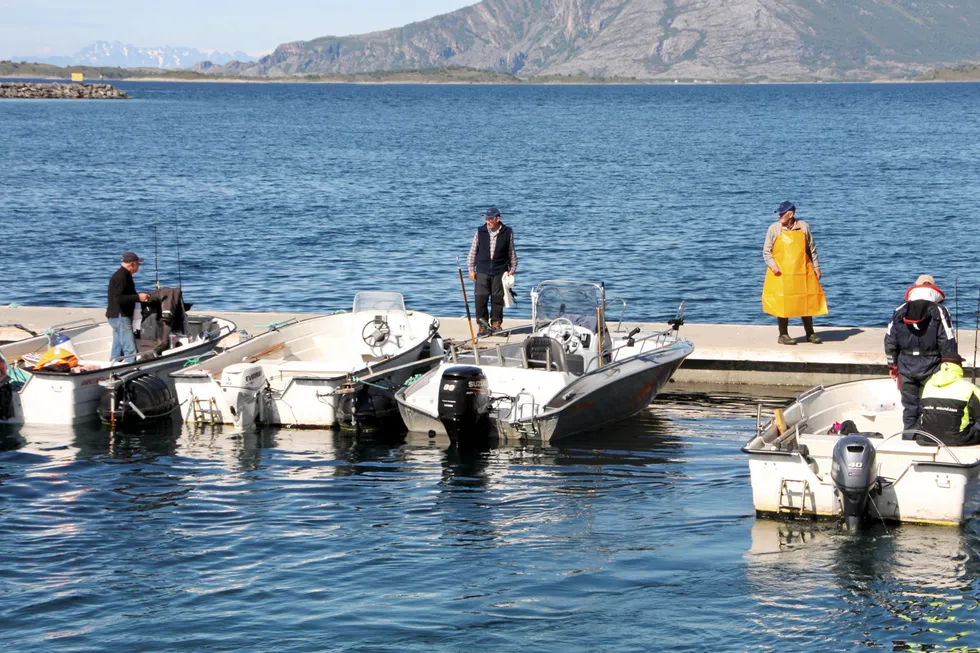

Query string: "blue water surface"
[[3, 82, 980, 652], [1, 81, 978, 325], [2, 403, 979, 652]]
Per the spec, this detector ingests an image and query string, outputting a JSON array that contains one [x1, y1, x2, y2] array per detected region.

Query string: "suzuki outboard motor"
[[99, 371, 177, 427], [437, 366, 490, 440], [830, 434, 877, 531]]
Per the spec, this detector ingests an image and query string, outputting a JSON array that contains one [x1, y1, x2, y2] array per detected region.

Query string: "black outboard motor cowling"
[[437, 366, 490, 440], [98, 371, 177, 426], [831, 434, 877, 531], [336, 380, 401, 434], [0, 353, 13, 420]]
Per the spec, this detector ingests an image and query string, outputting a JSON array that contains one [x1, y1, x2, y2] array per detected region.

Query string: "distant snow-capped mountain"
[[15, 41, 256, 69]]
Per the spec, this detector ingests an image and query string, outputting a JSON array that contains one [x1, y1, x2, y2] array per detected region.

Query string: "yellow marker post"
[[71, 72, 84, 83]]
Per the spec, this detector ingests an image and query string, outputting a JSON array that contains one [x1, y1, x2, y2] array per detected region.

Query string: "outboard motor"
[[437, 365, 490, 440], [830, 434, 877, 531], [98, 371, 177, 427], [0, 353, 13, 421], [336, 379, 400, 434], [219, 363, 266, 427]]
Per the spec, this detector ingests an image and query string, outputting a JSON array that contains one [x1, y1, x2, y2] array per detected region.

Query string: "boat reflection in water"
[[745, 517, 980, 650]]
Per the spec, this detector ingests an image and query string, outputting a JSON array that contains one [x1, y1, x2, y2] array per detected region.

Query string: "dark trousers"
[[778, 316, 815, 336], [475, 272, 505, 325], [898, 373, 928, 431]]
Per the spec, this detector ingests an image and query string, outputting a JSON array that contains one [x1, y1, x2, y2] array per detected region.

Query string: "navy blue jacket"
[[884, 300, 957, 379], [474, 223, 515, 276]]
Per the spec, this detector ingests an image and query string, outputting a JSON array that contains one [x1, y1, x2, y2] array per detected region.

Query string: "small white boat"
[[742, 377, 980, 527], [0, 314, 235, 425], [171, 291, 443, 429], [395, 279, 694, 444]]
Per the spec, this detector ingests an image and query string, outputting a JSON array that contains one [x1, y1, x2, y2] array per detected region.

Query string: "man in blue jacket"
[[884, 275, 958, 430], [467, 207, 518, 336]]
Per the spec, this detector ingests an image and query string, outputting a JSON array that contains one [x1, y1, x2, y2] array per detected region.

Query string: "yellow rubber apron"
[[762, 228, 828, 318]]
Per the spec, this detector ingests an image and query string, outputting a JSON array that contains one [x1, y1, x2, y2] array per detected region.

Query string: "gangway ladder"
[[777, 478, 813, 517], [191, 396, 220, 426]]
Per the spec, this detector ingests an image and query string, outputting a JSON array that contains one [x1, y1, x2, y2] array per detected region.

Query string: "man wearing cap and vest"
[[762, 201, 828, 345], [107, 251, 151, 362], [919, 354, 980, 446], [885, 275, 958, 431], [467, 207, 518, 337]]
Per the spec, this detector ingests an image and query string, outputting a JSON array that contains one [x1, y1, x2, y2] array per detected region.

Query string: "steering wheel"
[[362, 319, 391, 348], [545, 317, 581, 354]]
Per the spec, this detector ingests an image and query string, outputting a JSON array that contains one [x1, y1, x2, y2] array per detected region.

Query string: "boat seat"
[[523, 337, 567, 372]]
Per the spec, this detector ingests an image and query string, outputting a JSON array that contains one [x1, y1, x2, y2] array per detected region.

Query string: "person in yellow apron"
[[762, 201, 828, 345]]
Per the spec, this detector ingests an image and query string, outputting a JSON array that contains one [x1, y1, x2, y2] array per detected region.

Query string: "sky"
[[0, 0, 476, 59]]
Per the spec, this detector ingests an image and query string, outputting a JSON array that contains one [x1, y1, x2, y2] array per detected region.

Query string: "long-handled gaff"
[[457, 256, 477, 344]]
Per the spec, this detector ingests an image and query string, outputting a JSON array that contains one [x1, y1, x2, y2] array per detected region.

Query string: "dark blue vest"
[[475, 223, 513, 275]]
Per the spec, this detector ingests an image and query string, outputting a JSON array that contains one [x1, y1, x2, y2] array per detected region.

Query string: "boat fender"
[[98, 372, 176, 425]]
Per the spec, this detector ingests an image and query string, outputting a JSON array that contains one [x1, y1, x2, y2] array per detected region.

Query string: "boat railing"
[[447, 342, 528, 369], [49, 317, 98, 332], [582, 328, 677, 374], [604, 297, 627, 331]]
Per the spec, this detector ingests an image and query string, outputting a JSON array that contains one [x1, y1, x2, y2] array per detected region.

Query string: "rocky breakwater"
[[0, 82, 129, 99]]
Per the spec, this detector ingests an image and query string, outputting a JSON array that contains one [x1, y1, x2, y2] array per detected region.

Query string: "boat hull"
[[176, 329, 440, 429], [743, 377, 980, 526], [397, 339, 693, 445], [1, 337, 225, 426]]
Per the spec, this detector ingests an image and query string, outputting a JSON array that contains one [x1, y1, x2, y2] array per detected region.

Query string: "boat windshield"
[[352, 291, 406, 313], [532, 280, 603, 333]]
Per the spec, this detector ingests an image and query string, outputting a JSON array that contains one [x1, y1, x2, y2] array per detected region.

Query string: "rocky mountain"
[[18, 41, 256, 70], [195, 0, 980, 81]]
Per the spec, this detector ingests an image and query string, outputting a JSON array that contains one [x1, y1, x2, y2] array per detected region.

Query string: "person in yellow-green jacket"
[[918, 354, 980, 446], [762, 201, 828, 345]]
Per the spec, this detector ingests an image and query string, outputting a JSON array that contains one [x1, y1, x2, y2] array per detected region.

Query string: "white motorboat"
[[171, 291, 443, 429], [395, 279, 694, 444], [0, 314, 235, 426], [742, 377, 980, 527]]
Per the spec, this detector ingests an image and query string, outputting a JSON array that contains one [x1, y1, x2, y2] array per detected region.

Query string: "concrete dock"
[[2, 305, 975, 391]]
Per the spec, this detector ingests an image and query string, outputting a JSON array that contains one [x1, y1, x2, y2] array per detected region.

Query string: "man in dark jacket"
[[467, 207, 518, 336], [919, 355, 980, 446], [107, 251, 150, 362], [884, 275, 958, 430]]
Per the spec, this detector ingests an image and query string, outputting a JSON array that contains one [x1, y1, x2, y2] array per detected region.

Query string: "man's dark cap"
[[775, 201, 796, 216], [942, 353, 965, 364], [121, 251, 144, 263], [483, 207, 501, 219]]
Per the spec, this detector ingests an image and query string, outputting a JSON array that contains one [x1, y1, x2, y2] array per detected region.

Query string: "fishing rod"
[[175, 210, 183, 290], [456, 256, 476, 344], [973, 289, 979, 385], [954, 276, 959, 341], [153, 199, 160, 289]]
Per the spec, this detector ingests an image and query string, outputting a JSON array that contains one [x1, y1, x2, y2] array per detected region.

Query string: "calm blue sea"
[[3, 82, 980, 652], [1, 81, 979, 325], [3, 405, 980, 652]]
